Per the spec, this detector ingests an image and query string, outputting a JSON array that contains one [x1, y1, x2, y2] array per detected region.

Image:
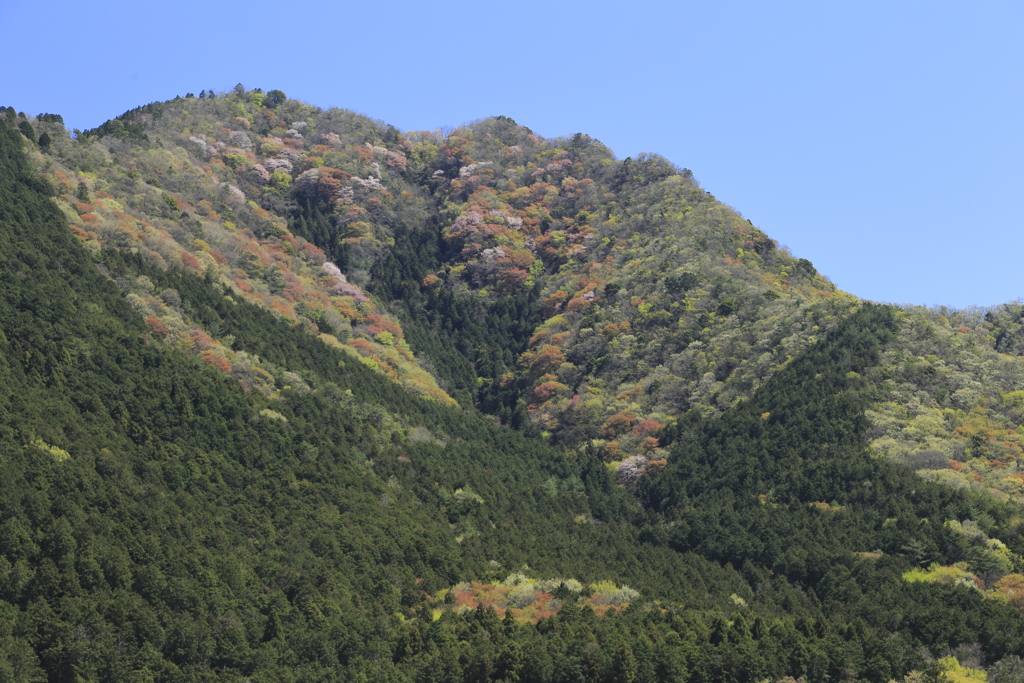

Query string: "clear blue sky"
[[2, 0, 1021, 308]]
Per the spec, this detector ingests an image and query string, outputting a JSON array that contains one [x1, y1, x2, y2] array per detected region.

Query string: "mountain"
[[3, 92, 1024, 682]]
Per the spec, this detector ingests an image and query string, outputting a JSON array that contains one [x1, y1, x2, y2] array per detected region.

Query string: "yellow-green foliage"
[[943, 520, 1019, 577], [867, 306, 1024, 505], [28, 439, 70, 462], [932, 656, 986, 682], [507, 582, 538, 608], [452, 487, 484, 504], [895, 657, 987, 682], [902, 563, 978, 588], [589, 580, 640, 606]]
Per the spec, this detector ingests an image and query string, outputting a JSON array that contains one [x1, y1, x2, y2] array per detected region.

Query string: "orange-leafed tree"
[[600, 413, 637, 439], [526, 345, 566, 378]]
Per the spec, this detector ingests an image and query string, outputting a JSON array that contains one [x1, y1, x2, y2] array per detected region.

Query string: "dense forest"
[[4, 91, 1024, 681]]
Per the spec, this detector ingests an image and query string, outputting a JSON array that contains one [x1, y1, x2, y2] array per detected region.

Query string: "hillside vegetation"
[[3, 93, 1024, 681]]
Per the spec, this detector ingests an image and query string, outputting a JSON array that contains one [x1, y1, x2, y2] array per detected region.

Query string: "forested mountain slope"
[[24, 86, 1024, 509], [4, 112, 739, 679], [5, 93, 1024, 682], [18, 90, 860, 478], [865, 305, 1024, 505]]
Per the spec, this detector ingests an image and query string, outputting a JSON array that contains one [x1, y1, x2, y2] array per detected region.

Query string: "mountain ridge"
[[5, 92, 1024, 681]]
